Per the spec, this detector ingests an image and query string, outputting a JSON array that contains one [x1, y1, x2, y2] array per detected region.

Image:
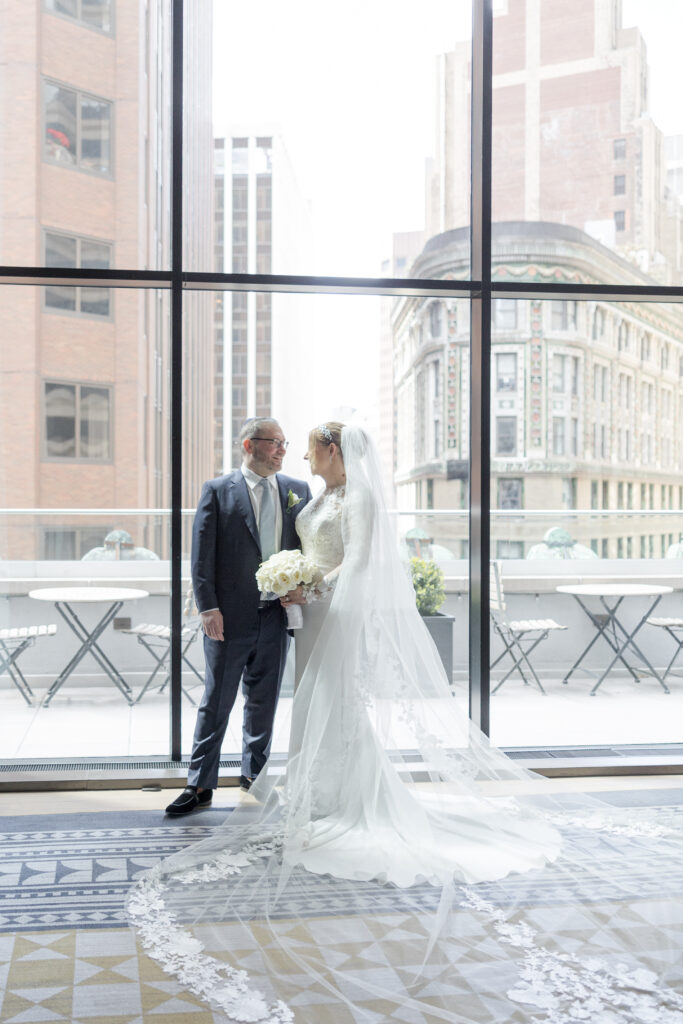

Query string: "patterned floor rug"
[[0, 808, 228, 1023], [2, 790, 683, 1023]]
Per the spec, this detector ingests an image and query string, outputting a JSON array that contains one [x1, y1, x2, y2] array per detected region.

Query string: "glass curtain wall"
[[3, 0, 683, 766], [486, 1, 683, 751]]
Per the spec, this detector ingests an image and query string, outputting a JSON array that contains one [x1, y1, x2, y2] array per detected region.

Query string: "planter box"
[[422, 611, 455, 683]]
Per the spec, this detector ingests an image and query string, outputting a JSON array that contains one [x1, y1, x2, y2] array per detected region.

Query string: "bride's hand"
[[281, 586, 307, 606]]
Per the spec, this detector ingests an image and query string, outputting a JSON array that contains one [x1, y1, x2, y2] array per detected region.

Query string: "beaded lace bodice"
[[295, 485, 345, 576]]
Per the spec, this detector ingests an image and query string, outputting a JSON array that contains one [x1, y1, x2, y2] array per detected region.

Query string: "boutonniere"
[[286, 489, 303, 512]]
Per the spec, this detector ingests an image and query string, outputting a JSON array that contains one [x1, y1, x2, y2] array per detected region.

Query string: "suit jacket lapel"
[[232, 473, 261, 552]]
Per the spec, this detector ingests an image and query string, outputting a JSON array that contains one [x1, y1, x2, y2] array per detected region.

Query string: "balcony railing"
[[1, 507, 682, 759]]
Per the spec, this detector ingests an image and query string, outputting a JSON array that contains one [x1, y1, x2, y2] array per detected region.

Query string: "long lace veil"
[[128, 426, 683, 1024]]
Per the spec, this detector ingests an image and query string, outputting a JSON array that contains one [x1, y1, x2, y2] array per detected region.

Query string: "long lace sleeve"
[[338, 483, 374, 576]]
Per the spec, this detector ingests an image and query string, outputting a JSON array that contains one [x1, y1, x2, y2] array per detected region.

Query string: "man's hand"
[[200, 609, 224, 641], [281, 586, 307, 606]]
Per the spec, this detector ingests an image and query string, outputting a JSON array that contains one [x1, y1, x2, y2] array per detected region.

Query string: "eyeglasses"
[[252, 437, 289, 450]]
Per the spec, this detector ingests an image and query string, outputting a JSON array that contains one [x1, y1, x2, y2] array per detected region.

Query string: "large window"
[[2, 0, 682, 768], [44, 231, 112, 317], [44, 381, 112, 460], [43, 79, 112, 175]]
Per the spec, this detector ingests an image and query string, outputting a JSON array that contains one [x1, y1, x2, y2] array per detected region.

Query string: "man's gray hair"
[[239, 417, 281, 445]]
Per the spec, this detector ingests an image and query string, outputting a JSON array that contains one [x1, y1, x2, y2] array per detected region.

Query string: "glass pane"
[[45, 0, 78, 16], [1, 3, 171, 269], [44, 231, 77, 311], [493, 2, 683, 287], [187, 0, 471, 277], [45, 382, 76, 457], [488, 298, 683, 750], [80, 240, 111, 316], [81, 0, 113, 32], [44, 82, 77, 164], [79, 96, 111, 174], [0, 285, 172, 759], [183, 289, 468, 763], [79, 385, 110, 458]]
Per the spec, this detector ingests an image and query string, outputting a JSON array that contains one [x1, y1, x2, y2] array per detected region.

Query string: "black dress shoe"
[[165, 787, 213, 815], [239, 775, 253, 792]]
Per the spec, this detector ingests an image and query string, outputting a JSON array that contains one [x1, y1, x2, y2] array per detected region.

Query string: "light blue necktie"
[[258, 478, 276, 561]]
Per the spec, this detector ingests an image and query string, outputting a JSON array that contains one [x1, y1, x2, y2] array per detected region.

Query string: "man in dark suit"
[[166, 417, 312, 815]]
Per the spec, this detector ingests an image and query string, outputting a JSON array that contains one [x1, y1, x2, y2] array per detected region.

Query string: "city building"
[[392, 0, 683, 556], [392, 222, 683, 558], [0, 2, 214, 560], [213, 132, 313, 474]]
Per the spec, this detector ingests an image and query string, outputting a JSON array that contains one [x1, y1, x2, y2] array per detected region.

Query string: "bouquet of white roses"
[[255, 549, 323, 629]]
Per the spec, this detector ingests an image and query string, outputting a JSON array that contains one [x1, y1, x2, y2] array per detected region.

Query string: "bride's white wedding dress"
[[128, 427, 683, 1024]]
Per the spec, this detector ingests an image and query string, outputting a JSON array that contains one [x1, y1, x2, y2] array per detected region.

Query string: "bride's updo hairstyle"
[[311, 421, 345, 452]]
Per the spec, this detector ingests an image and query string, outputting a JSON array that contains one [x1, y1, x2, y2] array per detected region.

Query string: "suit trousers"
[[187, 601, 289, 788]]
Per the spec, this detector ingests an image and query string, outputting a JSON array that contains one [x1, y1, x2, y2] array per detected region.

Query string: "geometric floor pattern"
[[0, 928, 219, 1022], [3, 794, 683, 1022], [0, 811, 225, 934]]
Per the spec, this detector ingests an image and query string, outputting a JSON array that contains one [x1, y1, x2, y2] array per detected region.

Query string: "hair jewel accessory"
[[317, 424, 333, 443]]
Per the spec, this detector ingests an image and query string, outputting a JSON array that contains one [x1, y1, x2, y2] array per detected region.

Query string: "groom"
[[166, 418, 312, 815]]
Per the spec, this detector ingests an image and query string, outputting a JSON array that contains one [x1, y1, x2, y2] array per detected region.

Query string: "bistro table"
[[29, 586, 149, 706], [556, 582, 673, 695]]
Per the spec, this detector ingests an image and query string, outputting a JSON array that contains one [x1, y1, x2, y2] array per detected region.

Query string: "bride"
[[128, 423, 683, 1023]]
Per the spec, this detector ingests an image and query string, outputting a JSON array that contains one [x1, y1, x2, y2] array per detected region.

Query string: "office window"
[[497, 540, 524, 559], [498, 478, 522, 509], [495, 416, 517, 455], [492, 299, 517, 330], [614, 138, 626, 159], [614, 174, 626, 195], [426, 478, 434, 509], [570, 417, 579, 455], [42, 526, 113, 560], [562, 478, 577, 510], [591, 307, 605, 339], [44, 0, 113, 33], [551, 301, 577, 331], [641, 333, 651, 361], [590, 480, 598, 509], [552, 417, 565, 455], [429, 302, 442, 338], [44, 382, 111, 460], [617, 322, 630, 352], [495, 352, 517, 392], [44, 231, 112, 317], [614, 210, 626, 231], [43, 79, 112, 175], [552, 354, 565, 392], [661, 343, 670, 370]]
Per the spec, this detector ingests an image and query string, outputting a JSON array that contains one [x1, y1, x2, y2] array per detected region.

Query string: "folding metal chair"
[[124, 622, 202, 704], [489, 562, 567, 695], [645, 616, 683, 684], [0, 624, 57, 706]]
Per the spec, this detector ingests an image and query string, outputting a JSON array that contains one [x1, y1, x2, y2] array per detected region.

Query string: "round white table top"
[[556, 583, 673, 598], [29, 586, 149, 603]]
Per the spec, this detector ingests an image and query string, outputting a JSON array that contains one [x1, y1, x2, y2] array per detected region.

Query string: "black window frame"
[[3, 0, 683, 763]]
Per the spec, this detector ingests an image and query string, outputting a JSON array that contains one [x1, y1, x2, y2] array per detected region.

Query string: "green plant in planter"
[[409, 557, 446, 615]]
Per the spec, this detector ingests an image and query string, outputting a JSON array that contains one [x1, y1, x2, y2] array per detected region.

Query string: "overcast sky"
[[211, 1, 682, 429]]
